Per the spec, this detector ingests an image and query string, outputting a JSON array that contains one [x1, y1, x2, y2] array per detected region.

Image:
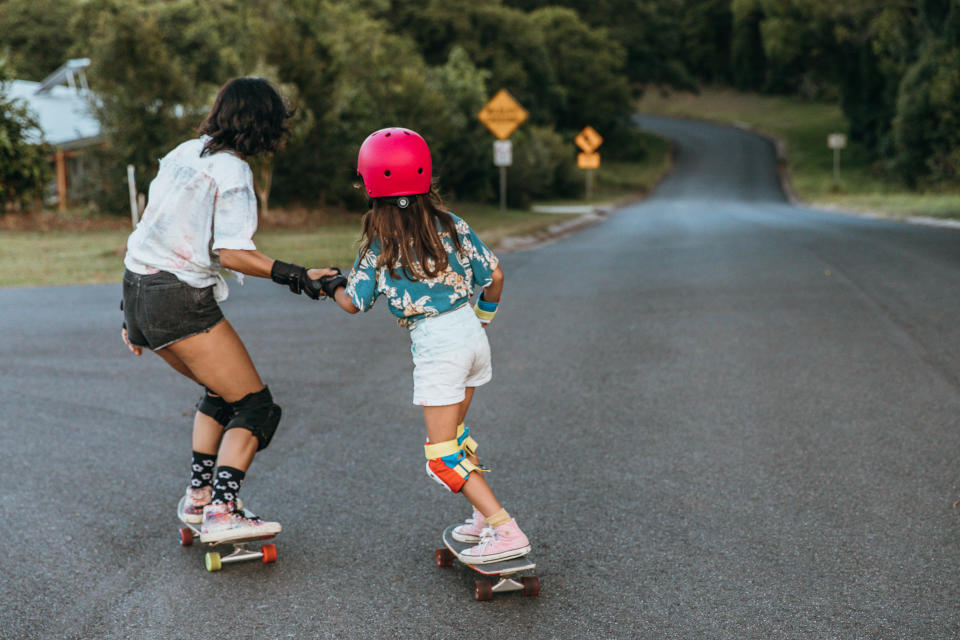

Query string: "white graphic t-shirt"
[[123, 137, 258, 301]]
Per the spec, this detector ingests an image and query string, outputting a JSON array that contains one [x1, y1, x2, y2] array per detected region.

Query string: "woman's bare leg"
[[161, 320, 264, 472], [152, 348, 223, 456]]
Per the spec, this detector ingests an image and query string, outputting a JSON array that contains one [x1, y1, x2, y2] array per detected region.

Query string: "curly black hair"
[[197, 77, 294, 158]]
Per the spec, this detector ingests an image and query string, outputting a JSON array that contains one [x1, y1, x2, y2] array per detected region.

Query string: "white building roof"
[[8, 73, 102, 150]]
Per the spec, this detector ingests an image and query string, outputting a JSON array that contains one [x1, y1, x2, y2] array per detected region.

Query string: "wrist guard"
[[319, 268, 348, 298], [271, 260, 321, 299], [473, 296, 499, 324]]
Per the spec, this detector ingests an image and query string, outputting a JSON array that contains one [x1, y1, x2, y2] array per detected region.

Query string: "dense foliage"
[[0, 0, 640, 211], [0, 60, 51, 209], [2, 0, 959, 209]]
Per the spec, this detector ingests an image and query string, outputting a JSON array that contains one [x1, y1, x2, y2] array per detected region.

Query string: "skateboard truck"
[[436, 524, 540, 601]]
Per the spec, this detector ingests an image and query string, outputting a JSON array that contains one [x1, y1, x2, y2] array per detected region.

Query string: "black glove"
[[271, 260, 321, 300], [319, 268, 348, 298]]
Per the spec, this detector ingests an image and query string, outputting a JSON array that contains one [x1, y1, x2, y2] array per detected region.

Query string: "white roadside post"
[[493, 140, 513, 212], [126, 165, 140, 227], [827, 133, 847, 183]]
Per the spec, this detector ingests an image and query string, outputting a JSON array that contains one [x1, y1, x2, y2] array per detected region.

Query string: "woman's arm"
[[220, 249, 336, 299], [218, 249, 274, 278]]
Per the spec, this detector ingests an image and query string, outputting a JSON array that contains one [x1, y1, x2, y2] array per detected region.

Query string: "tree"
[[529, 7, 631, 134], [731, 0, 767, 91], [79, 0, 255, 208], [0, 60, 52, 210], [0, 0, 79, 81]]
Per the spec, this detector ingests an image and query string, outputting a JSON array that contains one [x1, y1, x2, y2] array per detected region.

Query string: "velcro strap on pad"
[[457, 424, 479, 457], [424, 439, 461, 459]]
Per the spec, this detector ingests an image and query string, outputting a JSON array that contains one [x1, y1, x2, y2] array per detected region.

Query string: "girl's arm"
[[331, 286, 359, 314], [480, 265, 504, 302]]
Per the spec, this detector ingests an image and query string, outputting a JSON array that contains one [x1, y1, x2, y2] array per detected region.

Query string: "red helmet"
[[357, 127, 432, 199]]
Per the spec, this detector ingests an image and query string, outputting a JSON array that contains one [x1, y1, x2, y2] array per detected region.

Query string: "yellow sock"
[[486, 508, 510, 528]]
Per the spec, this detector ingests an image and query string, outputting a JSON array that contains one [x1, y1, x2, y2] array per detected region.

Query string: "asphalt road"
[[4, 115, 960, 639]]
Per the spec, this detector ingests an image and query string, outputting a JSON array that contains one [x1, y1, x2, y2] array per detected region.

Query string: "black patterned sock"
[[211, 466, 246, 505], [190, 451, 217, 489]]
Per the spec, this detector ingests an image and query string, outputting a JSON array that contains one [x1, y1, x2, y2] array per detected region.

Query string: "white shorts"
[[409, 304, 492, 406]]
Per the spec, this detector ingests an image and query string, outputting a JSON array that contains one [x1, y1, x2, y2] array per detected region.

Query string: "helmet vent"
[[384, 170, 391, 177], [418, 168, 423, 174]]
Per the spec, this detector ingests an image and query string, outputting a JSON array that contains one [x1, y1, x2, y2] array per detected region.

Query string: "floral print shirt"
[[345, 213, 499, 328]]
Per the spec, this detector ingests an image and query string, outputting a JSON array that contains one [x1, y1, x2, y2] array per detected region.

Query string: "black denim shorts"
[[122, 269, 224, 350]]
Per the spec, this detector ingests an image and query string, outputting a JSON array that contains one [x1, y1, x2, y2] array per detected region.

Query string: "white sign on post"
[[827, 133, 847, 149], [493, 140, 513, 167]]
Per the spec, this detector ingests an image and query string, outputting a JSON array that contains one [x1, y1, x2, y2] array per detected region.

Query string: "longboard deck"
[[442, 524, 535, 576]]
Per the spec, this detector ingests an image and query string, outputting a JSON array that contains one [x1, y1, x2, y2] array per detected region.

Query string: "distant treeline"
[[1, 0, 956, 211]]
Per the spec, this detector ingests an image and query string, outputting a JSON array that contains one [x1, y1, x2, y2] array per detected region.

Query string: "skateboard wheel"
[[178, 527, 193, 546], [474, 579, 493, 601], [261, 544, 278, 564], [205, 552, 222, 572], [435, 548, 455, 568], [521, 576, 540, 597]]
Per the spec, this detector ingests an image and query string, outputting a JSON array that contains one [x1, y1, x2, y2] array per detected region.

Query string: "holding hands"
[[272, 261, 345, 300]]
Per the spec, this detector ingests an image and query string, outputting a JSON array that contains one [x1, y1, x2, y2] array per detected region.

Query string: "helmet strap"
[[374, 196, 414, 209]]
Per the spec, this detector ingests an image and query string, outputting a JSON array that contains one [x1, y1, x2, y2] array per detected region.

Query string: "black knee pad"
[[196, 387, 234, 427], [224, 386, 281, 451]]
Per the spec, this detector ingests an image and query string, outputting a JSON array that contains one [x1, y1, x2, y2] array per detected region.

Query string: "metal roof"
[[8, 58, 102, 150]]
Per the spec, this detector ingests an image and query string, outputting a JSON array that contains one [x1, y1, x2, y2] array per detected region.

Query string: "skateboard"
[[435, 524, 539, 601], [176, 496, 279, 572]]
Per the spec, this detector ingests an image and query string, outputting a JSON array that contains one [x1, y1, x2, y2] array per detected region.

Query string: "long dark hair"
[[197, 77, 294, 158], [358, 189, 463, 281]]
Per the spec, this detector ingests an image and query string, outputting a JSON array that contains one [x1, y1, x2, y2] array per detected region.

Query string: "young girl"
[[121, 77, 333, 544], [317, 127, 531, 563]]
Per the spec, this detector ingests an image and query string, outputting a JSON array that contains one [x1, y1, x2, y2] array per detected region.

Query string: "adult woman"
[[121, 77, 331, 543]]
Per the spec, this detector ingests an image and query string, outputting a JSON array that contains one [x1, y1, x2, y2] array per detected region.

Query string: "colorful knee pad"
[[424, 424, 488, 493]]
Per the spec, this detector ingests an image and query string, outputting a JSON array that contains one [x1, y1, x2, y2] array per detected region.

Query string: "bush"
[[0, 61, 51, 210], [504, 125, 578, 207]]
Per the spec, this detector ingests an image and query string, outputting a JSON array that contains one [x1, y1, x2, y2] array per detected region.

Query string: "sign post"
[[478, 89, 528, 211], [575, 126, 604, 201], [827, 133, 847, 183]]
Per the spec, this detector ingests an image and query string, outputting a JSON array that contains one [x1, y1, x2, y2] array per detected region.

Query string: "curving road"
[[3, 115, 960, 638]]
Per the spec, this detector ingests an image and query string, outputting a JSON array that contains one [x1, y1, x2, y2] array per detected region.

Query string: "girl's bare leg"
[[160, 319, 264, 472], [424, 392, 502, 518]]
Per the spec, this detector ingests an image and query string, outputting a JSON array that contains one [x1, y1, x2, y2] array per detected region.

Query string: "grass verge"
[[1, 131, 672, 288], [636, 86, 960, 220]]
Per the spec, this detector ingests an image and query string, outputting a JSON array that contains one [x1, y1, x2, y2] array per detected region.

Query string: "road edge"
[[494, 140, 678, 254]]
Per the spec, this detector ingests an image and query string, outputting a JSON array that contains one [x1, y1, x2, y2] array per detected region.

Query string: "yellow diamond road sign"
[[575, 126, 603, 153], [478, 89, 528, 140]]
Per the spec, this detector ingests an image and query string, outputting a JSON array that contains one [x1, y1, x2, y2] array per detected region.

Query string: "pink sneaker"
[[177, 486, 213, 524], [452, 510, 487, 543], [199, 502, 281, 544], [458, 519, 531, 564]]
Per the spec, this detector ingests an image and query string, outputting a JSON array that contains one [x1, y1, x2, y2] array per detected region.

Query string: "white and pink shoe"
[[458, 519, 531, 564], [452, 509, 487, 543], [199, 502, 281, 545], [178, 486, 213, 524]]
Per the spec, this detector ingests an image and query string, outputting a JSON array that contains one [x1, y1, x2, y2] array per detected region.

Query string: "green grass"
[[0, 205, 585, 288], [2, 136, 674, 288], [0, 230, 131, 287], [636, 86, 960, 220]]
